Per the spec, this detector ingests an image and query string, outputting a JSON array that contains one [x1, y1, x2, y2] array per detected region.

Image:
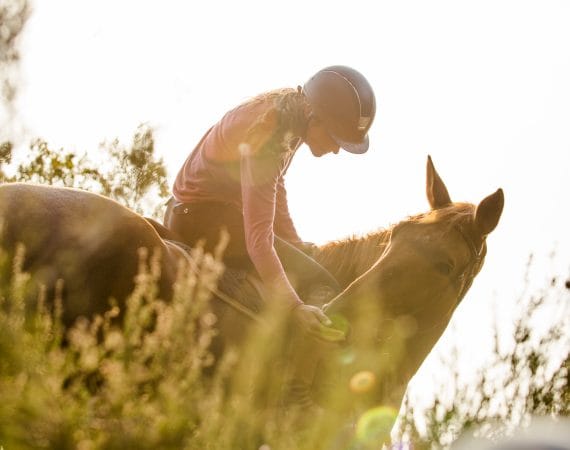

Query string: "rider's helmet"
[[303, 65, 376, 154]]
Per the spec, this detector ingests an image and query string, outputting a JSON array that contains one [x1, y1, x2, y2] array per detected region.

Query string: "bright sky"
[[13, 0, 570, 399]]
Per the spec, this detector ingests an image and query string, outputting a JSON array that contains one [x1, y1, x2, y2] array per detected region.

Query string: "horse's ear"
[[475, 188, 504, 236], [426, 155, 452, 209]]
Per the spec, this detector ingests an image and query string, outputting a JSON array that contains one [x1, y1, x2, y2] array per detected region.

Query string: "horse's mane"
[[315, 202, 477, 285], [315, 229, 390, 284]]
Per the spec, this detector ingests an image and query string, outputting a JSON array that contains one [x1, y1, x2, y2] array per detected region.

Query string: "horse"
[[309, 155, 504, 417], [0, 156, 504, 438]]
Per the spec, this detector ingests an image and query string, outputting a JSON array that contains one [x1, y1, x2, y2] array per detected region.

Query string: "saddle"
[[145, 216, 267, 318]]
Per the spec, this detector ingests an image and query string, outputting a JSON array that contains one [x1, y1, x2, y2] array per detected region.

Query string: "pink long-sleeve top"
[[173, 96, 305, 308]]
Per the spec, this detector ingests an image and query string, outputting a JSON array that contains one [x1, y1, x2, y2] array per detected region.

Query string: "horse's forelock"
[[411, 202, 476, 228]]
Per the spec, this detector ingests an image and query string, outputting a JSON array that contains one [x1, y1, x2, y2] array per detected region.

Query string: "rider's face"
[[304, 116, 341, 157]]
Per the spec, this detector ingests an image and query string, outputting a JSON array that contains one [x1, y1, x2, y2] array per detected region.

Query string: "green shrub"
[[0, 125, 169, 218]]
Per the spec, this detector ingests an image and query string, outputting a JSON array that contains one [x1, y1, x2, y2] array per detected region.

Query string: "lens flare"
[[349, 370, 377, 394], [338, 348, 356, 365], [355, 406, 398, 446]]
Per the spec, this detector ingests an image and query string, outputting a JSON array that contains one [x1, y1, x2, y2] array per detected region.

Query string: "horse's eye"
[[435, 261, 454, 276]]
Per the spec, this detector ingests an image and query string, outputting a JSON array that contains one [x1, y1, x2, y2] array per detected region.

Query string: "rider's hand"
[[291, 304, 346, 343]]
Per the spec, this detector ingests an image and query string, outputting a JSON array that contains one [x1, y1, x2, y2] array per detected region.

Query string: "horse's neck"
[[315, 230, 391, 288]]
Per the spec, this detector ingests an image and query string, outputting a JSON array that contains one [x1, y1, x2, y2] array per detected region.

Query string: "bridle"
[[453, 224, 485, 305]]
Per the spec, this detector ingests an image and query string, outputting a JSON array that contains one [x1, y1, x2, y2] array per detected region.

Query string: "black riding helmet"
[[303, 65, 376, 154]]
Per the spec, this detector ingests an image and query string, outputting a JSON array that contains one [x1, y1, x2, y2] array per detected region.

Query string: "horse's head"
[[320, 156, 504, 410]]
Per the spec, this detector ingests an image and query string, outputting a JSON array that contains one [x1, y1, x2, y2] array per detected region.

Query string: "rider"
[[164, 65, 376, 341]]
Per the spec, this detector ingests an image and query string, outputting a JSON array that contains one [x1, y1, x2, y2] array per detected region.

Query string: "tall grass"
[[1, 240, 568, 449], [0, 244, 361, 450]]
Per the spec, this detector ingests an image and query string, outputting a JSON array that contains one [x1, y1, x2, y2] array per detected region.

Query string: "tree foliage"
[[0, 124, 170, 217], [0, 0, 30, 136]]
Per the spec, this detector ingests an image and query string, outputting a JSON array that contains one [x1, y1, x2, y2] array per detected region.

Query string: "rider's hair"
[[245, 87, 309, 154]]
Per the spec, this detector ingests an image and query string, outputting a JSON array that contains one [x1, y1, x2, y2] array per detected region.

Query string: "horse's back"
[[0, 183, 156, 257], [0, 183, 174, 325]]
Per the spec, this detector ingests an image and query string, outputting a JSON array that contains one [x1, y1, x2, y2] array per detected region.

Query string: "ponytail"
[[245, 88, 309, 155]]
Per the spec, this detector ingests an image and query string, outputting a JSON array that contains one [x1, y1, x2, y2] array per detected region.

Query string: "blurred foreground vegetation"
[[0, 242, 310, 449], [0, 233, 386, 450]]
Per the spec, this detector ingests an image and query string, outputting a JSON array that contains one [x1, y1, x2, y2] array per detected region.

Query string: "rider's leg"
[[163, 199, 252, 268]]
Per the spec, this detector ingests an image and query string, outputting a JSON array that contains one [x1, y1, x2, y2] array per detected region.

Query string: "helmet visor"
[[332, 133, 370, 154]]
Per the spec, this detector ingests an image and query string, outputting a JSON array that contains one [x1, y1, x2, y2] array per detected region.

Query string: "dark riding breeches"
[[163, 199, 340, 299]]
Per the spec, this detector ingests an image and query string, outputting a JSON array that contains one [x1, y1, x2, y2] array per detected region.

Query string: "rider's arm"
[[273, 176, 303, 246], [240, 148, 303, 310]]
